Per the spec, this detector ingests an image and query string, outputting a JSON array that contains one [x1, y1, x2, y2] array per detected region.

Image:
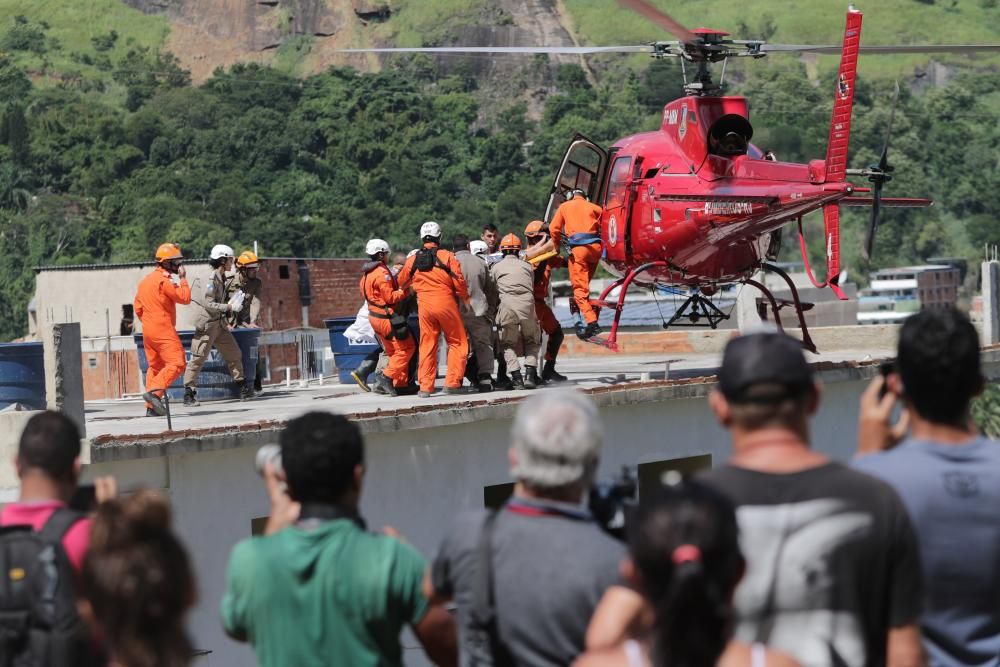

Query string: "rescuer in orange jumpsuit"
[[549, 188, 604, 339], [359, 238, 416, 397], [397, 221, 471, 396], [133, 243, 191, 417], [524, 220, 568, 383]]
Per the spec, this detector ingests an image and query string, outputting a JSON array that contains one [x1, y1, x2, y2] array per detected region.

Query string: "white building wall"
[[33, 263, 215, 340]]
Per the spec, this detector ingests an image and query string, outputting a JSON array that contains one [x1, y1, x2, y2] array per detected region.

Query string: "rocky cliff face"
[[119, 0, 582, 90]]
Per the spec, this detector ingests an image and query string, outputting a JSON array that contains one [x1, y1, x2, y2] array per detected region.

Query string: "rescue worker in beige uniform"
[[183, 244, 251, 405], [226, 250, 263, 329], [454, 233, 498, 393], [226, 250, 264, 393], [491, 234, 541, 389]]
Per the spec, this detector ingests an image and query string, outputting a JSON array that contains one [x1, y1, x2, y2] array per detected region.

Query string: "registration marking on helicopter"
[[703, 201, 754, 216]]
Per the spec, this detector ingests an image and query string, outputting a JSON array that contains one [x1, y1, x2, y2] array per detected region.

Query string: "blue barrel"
[[134, 329, 260, 401], [325, 317, 380, 384], [0, 342, 45, 410]]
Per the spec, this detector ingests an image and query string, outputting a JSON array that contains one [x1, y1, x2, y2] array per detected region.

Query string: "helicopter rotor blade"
[[617, 0, 696, 44], [333, 45, 654, 55], [863, 184, 882, 263], [762, 43, 1000, 54], [878, 81, 900, 173]]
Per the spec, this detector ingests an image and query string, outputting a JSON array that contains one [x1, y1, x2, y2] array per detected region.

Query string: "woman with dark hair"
[[575, 481, 798, 667], [79, 490, 197, 667]]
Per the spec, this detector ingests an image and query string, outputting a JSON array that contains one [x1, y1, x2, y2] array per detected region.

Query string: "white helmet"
[[365, 238, 390, 256], [420, 221, 442, 239], [210, 244, 235, 260], [469, 240, 488, 256]]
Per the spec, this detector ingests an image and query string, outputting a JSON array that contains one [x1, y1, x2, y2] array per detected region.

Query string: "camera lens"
[[255, 444, 282, 477]]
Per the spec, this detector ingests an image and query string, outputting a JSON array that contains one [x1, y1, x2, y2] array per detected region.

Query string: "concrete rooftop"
[[85, 345, 902, 453]]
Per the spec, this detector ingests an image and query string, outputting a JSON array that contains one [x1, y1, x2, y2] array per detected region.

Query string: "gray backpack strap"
[[468, 511, 515, 667]]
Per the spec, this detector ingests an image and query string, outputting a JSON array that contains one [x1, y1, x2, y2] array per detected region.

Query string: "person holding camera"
[[425, 389, 624, 666], [221, 411, 456, 667], [855, 307, 1000, 666]]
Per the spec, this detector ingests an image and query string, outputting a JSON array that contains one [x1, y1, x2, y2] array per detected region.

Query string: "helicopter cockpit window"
[[605, 157, 632, 209], [708, 114, 753, 158]]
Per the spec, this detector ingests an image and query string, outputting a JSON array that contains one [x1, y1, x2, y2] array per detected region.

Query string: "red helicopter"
[[342, 2, 1000, 351]]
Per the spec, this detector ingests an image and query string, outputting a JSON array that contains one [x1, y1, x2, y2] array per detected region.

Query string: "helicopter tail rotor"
[[860, 81, 900, 262]]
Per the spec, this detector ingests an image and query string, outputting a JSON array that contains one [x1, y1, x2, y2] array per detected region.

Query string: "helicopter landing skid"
[[742, 263, 818, 354], [591, 261, 670, 352]]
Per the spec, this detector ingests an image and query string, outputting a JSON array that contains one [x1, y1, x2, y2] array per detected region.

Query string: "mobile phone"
[[69, 484, 97, 512], [878, 360, 895, 399]]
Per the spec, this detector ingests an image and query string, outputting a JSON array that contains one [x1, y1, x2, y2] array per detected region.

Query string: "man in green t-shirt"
[[220, 412, 456, 667]]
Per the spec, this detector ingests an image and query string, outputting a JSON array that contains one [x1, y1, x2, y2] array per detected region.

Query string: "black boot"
[[542, 359, 567, 383], [240, 383, 254, 401], [183, 386, 199, 407], [583, 321, 603, 339], [524, 366, 538, 390], [143, 390, 167, 416], [351, 359, 377, 392], [374, 372, 398, 397], [476, 374, 494, 393], [510, 370, 525, 390]]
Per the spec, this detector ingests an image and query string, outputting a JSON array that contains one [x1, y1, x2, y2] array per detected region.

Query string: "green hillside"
[[0, 1, 168, 78], [565, 0, 1000, 79]]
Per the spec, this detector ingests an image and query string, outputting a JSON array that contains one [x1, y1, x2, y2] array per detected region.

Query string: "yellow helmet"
[[236, 250, 259, 269], [155, 242, 183, 262]]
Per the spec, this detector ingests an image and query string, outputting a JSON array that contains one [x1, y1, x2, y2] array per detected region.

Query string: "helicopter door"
[[543, 134, 608, 223]]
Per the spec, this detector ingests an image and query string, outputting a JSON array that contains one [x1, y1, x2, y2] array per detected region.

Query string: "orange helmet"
[[524, 220, 545, 237], [236, 250, 259, 269], [500, 233, 522, 252], [155, 243, 183, 262]]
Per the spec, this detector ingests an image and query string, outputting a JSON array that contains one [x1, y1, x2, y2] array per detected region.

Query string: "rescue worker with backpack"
[[0, 411, 110, 666], [492, 234, 542, 390], [397, 222, 471, 397], [524, 220, 568, 383], [549, 188, 604, 340], [183, 244, 252, 406], [359, 239, 416, 396], [133, 242, 191, 417]]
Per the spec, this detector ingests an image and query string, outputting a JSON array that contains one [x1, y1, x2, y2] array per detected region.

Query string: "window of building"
[[279, 265, 290, 280]]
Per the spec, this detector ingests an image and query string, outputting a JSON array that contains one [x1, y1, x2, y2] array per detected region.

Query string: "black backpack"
[[413, 247, 454, 276], [0, 509, 99, 667]]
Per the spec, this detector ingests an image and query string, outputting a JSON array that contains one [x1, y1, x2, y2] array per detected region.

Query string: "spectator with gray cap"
[[699, 331, 925, 667], [425, 389, 624, 666]]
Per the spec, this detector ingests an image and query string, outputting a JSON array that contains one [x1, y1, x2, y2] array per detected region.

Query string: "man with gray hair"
[[425, 389, 624, 666]]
